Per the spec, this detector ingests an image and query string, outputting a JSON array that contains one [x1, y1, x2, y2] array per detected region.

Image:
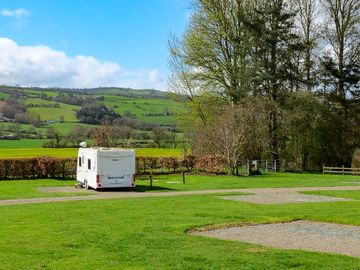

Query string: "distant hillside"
[[0, 86, 169, 99], [0, 85, 184, 126], [73, 87, 169, 99]]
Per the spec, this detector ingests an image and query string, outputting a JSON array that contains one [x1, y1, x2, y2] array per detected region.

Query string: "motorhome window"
[[88, 159, 91, 170], [78, 157, 81, 167]]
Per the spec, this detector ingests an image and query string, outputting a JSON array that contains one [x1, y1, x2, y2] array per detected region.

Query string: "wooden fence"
[[323, 165, 360, 175]]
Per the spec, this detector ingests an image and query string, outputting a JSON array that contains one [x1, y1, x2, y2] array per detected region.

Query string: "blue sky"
[[0, 0, 190, 90]]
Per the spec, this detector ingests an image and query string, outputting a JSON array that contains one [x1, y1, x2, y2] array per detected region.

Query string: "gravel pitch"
[[218, 192, 353, 204], [192, 221, 360, 258]]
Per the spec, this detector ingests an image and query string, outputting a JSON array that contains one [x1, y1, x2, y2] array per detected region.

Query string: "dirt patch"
[[191, 220, 360, 258], [218, 193, 354, 204]]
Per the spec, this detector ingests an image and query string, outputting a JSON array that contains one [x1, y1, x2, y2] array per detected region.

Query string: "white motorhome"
[[76, 148, 136, 189]]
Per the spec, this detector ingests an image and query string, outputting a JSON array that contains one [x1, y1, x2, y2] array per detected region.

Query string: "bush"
[[195, 155, 224, 174], [0, 154, 232, 180], [0, 157, 76, 179]]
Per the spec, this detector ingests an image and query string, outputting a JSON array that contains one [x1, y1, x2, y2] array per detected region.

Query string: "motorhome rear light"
[[131, 183, 135, 187], [96, 175, 100, 183]]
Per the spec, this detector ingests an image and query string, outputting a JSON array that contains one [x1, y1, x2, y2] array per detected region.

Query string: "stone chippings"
[[192, 221, 360, 258]]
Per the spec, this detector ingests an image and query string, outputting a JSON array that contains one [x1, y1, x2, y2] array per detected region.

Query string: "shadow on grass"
[[97, 185, 174, 193]]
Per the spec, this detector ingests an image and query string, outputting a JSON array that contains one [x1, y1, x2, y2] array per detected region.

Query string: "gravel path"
[[191, 220, 360, 258], [0, 186, 359, 206]]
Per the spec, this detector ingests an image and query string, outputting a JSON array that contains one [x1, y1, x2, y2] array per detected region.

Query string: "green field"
[[0, 92, 11, 99], [0, 139, 47, 148], [48, 122, 97, 135], [25, 98, 80, 122], [2, 88, 185, 125], [0, 173, 359, 269], [102, 95, 184, 125], [0, 147, 184, 159]]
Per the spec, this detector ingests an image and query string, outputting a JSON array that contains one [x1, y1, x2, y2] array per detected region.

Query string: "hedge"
[[0, 154, 226, 180]]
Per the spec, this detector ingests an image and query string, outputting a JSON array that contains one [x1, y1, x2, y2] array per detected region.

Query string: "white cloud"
[[1, 8, 31, 18], [0, 38, 167, 90], [148, 69, 163, 83]]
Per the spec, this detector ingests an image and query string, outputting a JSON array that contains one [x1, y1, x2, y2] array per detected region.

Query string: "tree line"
[[169, 0, 360, 173]]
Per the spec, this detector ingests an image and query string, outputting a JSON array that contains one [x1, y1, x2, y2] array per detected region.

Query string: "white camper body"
[[76, 148, 136, 189]]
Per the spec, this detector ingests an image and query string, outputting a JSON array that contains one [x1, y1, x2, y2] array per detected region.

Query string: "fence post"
[[182, 171, 185, 184], [265, 160, 268, 173], [342, 165, 344, 175], [247, 160, 250, 176], [149, 172, 153, 188], [323, 164, 324, 174], [274, 160, 277, 173]]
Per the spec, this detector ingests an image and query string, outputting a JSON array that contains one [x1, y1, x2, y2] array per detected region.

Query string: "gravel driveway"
[[191, 220, 360, 258]]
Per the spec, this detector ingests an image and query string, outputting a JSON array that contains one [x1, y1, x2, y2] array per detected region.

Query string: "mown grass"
[[2, 173, 359, 200], [137, 173, 360, 191], [302, 190, 360, 200], [0, 191, 359, 269], [0, 148, 184, 159], [0, 179, 86, 200]]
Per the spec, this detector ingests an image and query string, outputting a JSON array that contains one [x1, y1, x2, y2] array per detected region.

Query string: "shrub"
[[0, 157, 76, 180], [195, 154, 224, 174]]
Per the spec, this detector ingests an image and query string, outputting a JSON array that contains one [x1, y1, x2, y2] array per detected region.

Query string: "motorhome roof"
[[79, 147, 134, 152]]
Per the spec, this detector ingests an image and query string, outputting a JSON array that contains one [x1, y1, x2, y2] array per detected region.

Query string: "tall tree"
[[295, 0, 320, 91], [251, 0, 303, 159], [169, 0, 257, 105], [319, 0, 360, 165], [321, 0, 360, 100]]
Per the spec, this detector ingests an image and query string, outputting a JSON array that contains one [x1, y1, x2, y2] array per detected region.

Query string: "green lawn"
[[302, 190, 360, 200], [137, 173, 360, 191], [2, 173, 360, 200], [0, 179, 86, 200], [0, 183, 358, 269], [0, 147, 184, 159]]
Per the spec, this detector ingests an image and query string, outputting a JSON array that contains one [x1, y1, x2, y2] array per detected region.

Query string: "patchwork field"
[[25, 98, 80, 122], [0, 173, 359, 269], [102, 95, 184, 125], [0, 87, 185, 125]]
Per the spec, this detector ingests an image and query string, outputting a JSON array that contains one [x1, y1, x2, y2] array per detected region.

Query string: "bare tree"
[[321, 0, 360, 99], [295, 0, 320, 91], [193, 98, 272, 175]]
